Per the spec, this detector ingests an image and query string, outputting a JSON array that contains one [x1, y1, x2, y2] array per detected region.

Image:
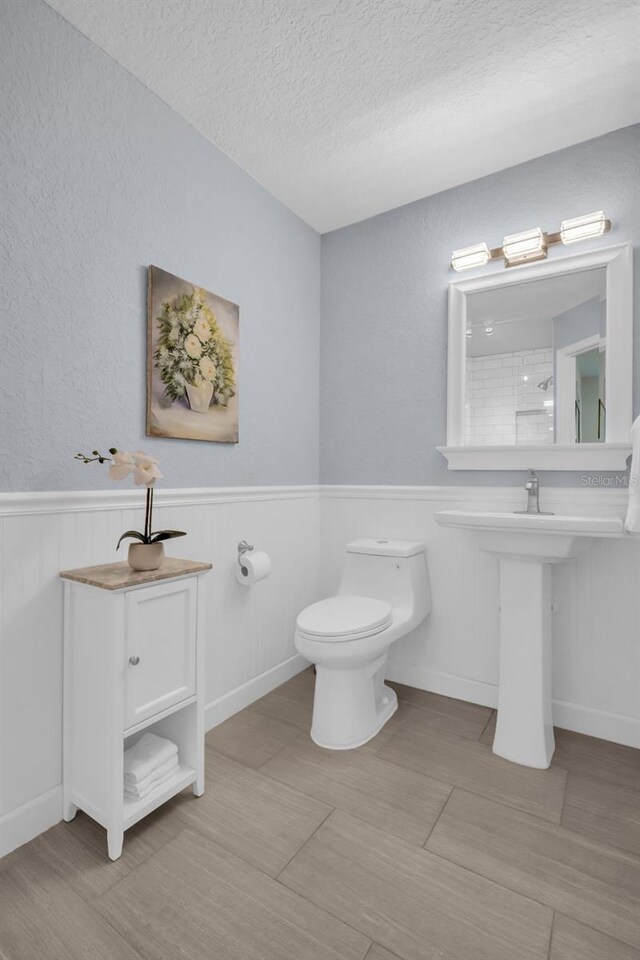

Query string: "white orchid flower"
[[132, 451, 164, 488], [108, 450, 135, 482]]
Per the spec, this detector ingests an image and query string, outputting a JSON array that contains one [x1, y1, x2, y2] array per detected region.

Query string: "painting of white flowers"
[[147, 266, 238, 442]]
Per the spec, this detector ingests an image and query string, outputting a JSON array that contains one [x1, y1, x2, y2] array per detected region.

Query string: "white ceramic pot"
[[186, 380, 213, 414], [128, 542, 165, 571]]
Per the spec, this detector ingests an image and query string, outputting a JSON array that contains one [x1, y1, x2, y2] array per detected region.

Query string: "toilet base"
[[310, 661, 398, 750]]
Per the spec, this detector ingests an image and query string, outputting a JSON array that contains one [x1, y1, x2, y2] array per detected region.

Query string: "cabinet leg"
[[107, 829, 124, 861], [63, 801, 77, 822], [193, 775, 204, 798]]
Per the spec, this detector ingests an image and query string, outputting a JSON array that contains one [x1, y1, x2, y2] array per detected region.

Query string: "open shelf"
[[123, 763, 195, 830]]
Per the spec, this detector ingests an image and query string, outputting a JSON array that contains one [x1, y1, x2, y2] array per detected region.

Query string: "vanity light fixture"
[[449, 211, 611, 271], [560, 210, 610, 244], [450, 242, 492, 272], [502, 227, 546, 266]]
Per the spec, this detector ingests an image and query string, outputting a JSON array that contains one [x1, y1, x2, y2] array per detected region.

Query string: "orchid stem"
[[144, 488, 151, 541]]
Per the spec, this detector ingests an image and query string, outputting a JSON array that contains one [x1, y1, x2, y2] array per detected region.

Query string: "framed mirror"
[[438, 243, 633, 470]]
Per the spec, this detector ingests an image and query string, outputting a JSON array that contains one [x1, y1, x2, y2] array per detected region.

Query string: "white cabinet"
[[60, 558, 211, 860]]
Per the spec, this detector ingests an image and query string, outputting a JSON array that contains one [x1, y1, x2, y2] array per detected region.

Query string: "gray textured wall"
[[320, 126, 639, 485], [2, 2, 637, 493], [0, 0, 321, 491]]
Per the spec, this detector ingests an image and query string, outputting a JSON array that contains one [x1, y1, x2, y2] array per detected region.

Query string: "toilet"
[[295, 538, 431, 749]]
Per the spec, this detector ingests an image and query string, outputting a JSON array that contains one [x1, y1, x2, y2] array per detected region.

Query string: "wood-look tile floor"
[[2, 671, 639, 960]]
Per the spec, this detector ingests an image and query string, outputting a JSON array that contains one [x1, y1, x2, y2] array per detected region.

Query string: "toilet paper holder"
[[237, 540, 254, 570]]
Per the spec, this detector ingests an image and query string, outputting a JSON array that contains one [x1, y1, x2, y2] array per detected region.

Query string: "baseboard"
[[552, 700, 640, 749], [386, 660, 640, 748], [0, 786, 62, 858], [387, 660, 499, 709], [204, 654, 309, 731]]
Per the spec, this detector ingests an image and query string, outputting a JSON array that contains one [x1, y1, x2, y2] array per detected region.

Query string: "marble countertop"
[[59, 557, 212, 590]]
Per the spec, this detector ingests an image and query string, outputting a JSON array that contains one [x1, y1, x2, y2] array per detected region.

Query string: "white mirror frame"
[[438, 242, 633, 470]]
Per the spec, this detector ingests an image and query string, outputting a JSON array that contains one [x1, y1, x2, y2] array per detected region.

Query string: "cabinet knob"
[[129, 656, 140, 666]]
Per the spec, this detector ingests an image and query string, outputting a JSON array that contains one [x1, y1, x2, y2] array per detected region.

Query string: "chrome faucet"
[[515, 469, 554, 515]]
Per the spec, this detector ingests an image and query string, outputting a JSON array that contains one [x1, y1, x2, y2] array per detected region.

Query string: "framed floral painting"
[[146, 266, 239, 442]]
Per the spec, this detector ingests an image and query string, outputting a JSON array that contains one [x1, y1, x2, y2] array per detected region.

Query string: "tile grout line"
[[259, 754, 451, 852], [366, 747, 567, 826], [547, 911, 556, 960], [421, 802, 640, 951], [364, 942, 389, 960], [89, 825, 190, 905], [426, 783, 640, 864], [559, 758, 570, 824], [273, 806, 335, 882], [276, 803, 559, 957], [271, 809, 385, 955], [85, 817, 186, 904], [421, 785, 455, 849], [553, 909, 640, 955], [477, 708, 496, 742], [253, 733, 307, 773], [420, 833, 558, 930]]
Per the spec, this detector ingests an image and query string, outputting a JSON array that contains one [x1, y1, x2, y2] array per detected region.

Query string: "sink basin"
[[435, 509, 625, 769], [435, 510, 623, 535]]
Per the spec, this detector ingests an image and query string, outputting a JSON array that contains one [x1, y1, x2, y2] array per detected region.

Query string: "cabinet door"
[[124, 578, 197, 728]]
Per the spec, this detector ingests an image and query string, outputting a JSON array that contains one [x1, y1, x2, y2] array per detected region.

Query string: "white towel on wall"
[[123, 732, 178, 784], [625, 415, 640, 534]]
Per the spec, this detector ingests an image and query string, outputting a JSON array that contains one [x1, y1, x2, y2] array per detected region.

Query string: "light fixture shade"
[[450, 242, 490, 271], [560, 211, 608, 244], [502, 227, 547, 265]]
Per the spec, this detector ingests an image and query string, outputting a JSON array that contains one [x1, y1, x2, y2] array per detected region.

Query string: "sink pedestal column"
[[435, 510, 620, 770], [493, 558, 555, 768]]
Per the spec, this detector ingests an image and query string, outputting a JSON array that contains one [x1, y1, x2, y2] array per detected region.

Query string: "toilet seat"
[[296, 595, 392, 643]]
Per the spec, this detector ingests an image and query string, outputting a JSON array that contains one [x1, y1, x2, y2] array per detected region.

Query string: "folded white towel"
[[124, 762, 179, 801], [124, 754, 179, 793], [625, 415, 640, 534], [123, 733, 178, 785]]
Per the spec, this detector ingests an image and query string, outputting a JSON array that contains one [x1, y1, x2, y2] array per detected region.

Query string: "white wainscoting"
[[320, 486, 640, 750], [0, 487, 318, 857], [2, 482, 639, 857]]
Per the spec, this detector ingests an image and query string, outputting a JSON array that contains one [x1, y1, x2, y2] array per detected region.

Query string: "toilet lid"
[[297, 596, 392, 642]]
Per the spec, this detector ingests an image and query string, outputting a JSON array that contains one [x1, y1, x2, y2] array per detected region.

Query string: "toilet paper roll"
[[235, 551, 272, 586]]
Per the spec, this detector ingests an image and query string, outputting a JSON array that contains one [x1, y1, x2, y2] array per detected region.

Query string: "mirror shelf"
[[439, 243, 633, 471], [437, 443, 632, 471]]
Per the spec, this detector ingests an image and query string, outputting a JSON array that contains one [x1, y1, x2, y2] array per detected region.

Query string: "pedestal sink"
[[435, 510, 624, 768]]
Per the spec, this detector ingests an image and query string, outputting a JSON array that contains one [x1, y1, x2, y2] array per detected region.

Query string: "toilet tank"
[[338, 539, 431, 622]]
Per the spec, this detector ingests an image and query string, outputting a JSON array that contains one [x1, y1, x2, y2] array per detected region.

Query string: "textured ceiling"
[[45, 0, 640, 232]]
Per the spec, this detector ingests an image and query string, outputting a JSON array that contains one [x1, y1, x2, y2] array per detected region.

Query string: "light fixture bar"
[[449, 210, 611, 271]]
